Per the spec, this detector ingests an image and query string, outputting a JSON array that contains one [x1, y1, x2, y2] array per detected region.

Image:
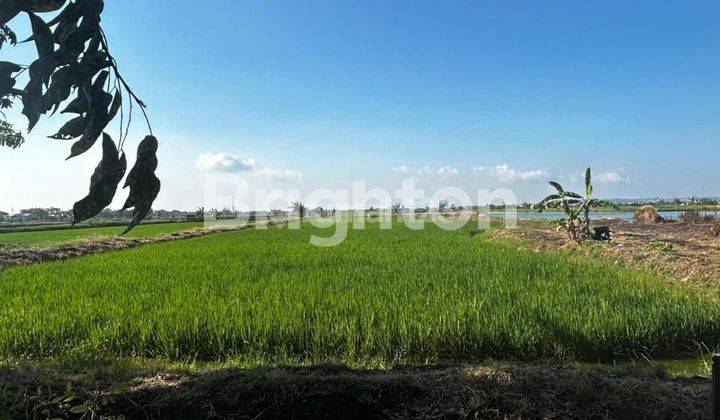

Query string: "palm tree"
[[290, 201, 306, 220]]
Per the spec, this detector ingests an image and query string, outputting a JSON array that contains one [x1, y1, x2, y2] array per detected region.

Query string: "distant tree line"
[[0, 207, 192, 223]]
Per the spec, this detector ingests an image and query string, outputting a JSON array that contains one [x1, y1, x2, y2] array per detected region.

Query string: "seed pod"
[[72, 133, 126, 224], [121, 135, 160, 234]]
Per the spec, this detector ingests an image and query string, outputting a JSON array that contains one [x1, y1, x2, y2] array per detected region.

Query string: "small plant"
[[679, 210, 717, 224], [536, 168, 616, 242], [650, 240, 674, 252]]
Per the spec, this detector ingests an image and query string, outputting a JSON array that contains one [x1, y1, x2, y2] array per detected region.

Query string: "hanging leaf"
[[61, 87, 89, 114], [0, 61, 21, 75], [48, 115, 87, 139], [21, 63, 44, 131], [66, 70, 114, 158], [67, 114, 103, 158], [88, 69, 110, 104], [51, 3, 82, 44], [84, 31, 101, 54], [20, 0, 67, 13], [42, 65, 75, 114], [3, 0, 157, 215], [0, 2, 21, 27], [27, 12, 54, 85], [72, 133, 126, 224], [0, 74, 15, 97], [122, 135, 160, 234]]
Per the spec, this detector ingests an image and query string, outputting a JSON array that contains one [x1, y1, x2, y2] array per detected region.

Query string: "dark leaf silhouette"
[[21, 63, 44, 131], [0, 3, 21, 27], [72, 133, 126, 224], [122, 135, 160, 234], [42, 65, 76, 113], [2, 0, 158, 232], [48, 115, 87, 139], [0, 74, 15, 98], [61, 88, 89, 114], [28, 12, 55, 85], [67, 114, 103, 158], [0, 61, 21, 74], [67, 70, 115, 159], [22, 0, 67, 13]]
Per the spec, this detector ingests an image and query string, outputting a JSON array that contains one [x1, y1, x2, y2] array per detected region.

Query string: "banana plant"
[[290, 201, 306, 220], [536, 168, 616, 242]]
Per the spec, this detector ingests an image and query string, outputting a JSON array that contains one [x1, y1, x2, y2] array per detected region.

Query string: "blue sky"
[[1, 0, 719, 211]]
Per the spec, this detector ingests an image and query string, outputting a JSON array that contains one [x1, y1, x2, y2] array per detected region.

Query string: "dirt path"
[[491, 219, 720, 286], [0, 362, 710, 419], [0, 225, 246, 271]]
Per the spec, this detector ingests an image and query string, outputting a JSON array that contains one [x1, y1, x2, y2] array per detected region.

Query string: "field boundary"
[[0, 362, 710, 418], [0, 224, 258, 271], [488, 220, 720, 288], [0, 219, 194, 234]]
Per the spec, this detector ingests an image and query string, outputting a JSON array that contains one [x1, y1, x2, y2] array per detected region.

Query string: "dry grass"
[[0, 360, 710, 418], [491, 219, 720, 287]]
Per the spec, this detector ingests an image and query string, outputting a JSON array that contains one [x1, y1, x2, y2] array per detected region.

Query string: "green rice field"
[[0, 221, 717, 364], [0, 221, 204, 247]]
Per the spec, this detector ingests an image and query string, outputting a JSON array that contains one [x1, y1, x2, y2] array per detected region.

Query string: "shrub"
[[678, 211, 717, 224]]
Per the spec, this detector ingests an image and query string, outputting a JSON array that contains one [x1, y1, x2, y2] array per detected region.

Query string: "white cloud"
[[254, 167, 304, 182], [417, 166, 433, 175], [474, 164, 547, 182], [392, 165, 409, 173], [437, 165, 460, 176], [196, 152, 256, 173], [593, 171, 629, 184]]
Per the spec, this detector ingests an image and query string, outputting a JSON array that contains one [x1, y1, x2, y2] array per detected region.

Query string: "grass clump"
[[0, 221, 717, 364]]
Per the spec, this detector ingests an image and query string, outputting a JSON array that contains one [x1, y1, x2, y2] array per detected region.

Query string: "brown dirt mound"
[[634, 205, 664, 224], [0, 363, 710, 419]]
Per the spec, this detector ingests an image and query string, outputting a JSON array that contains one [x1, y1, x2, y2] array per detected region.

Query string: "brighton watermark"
[[202, 173, 519, 247]]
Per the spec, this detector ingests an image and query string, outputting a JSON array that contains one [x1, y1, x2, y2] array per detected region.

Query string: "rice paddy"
[[0, 220, 717, 364]]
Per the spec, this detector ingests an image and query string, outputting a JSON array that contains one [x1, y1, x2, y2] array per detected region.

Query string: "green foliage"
[[649, 240, 674, 252], [536, 168, 617, 242], [0, 119, 22, 148], [0, 221, 717, 363]]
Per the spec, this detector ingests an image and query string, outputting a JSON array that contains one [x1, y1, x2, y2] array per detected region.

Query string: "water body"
[[488, 211, 720, 221]]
